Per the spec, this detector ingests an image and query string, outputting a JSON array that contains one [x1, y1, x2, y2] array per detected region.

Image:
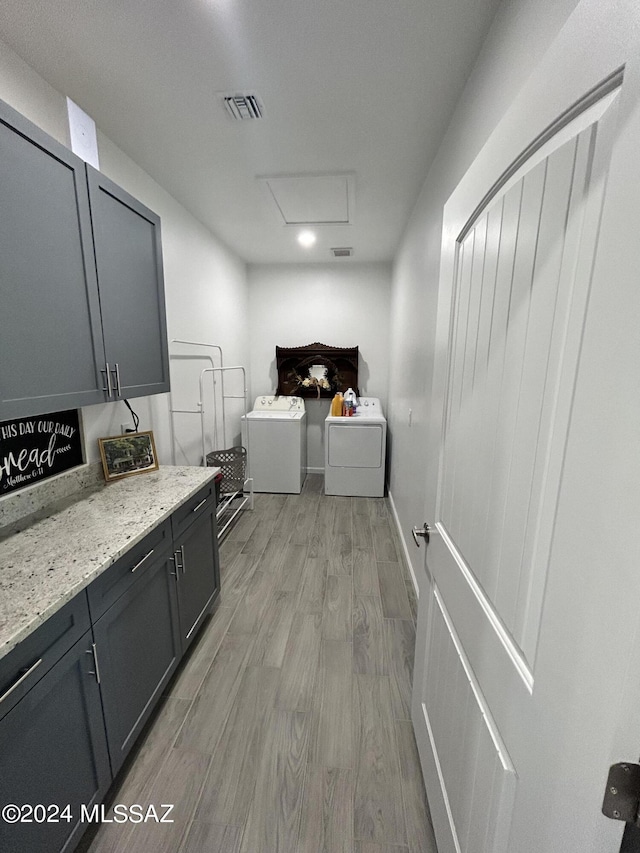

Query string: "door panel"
[[0, 633, 110, 853], [434, 92, 620, 841], [87, 165, 169, 400], [422, 589, 516, 853], [93, 551, 180, 775], [328, 424, 383, 468], [0, 98, 105, 419], [411, 13, 640, 847], [439, 121, 604, 663], [176, 506, 219, 650]]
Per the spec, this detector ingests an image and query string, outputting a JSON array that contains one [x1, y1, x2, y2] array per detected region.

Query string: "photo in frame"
[[98, 431, 159, 482]]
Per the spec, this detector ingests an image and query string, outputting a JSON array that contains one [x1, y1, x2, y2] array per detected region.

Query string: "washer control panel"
[[253, 395, 306, 412]]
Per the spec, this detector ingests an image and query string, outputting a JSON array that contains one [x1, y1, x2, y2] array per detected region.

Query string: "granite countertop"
[[0, 465, 217, 662]]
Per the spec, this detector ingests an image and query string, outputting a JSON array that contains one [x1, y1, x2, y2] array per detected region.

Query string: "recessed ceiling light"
[[297, 230, 316, 248]]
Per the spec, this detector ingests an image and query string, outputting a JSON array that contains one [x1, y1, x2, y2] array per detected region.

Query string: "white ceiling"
[[0, 0, 503, 263]]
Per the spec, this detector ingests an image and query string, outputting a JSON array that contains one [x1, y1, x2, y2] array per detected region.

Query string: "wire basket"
[[206, 445, 247, 496]]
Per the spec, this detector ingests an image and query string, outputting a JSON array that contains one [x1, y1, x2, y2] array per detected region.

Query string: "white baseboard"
[[306, 467, 324, 475], [388, 488, 420, 600]]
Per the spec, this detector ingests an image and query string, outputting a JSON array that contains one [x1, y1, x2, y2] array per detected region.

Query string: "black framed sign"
[[0, 409, 84, 495]]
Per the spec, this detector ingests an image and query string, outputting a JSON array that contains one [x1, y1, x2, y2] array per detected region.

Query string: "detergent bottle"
[[331, 392, 344, 417], [343, 388, 356, 416]]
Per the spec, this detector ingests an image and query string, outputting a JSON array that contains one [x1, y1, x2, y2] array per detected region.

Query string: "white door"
[[411, 2, 640, 852]]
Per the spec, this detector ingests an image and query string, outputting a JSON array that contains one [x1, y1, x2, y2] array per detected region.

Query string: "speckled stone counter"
[[0, 465, 217, 662]]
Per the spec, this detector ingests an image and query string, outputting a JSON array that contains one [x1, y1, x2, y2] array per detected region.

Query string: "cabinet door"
[[86, 520, 172, 622], [86, 166, 170, 401], [0, 593, 90, 722], [92, 549, 180, 775], [0, 98, 106, 420], [0, 632, 111, 853], [174, 503, 220, 652]]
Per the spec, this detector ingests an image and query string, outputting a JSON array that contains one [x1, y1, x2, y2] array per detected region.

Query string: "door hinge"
[[603, 763, 640, 826]]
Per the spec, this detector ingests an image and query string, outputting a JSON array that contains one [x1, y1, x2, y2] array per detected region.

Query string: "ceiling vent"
[[223, 94, 263, 120], [331, 247, 353, 258]]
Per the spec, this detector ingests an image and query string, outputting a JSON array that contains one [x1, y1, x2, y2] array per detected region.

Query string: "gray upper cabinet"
[[0, 97, 170, 423], [0, 100, 106, 420], [86, 166, 170, 401]]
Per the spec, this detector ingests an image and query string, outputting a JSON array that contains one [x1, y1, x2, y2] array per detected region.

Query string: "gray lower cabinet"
[[0, 483, 220, 852], [0, 99, 106, 420], [91, 545, 181, 776], [171, 486, 220, 651], [0, 632, 111, 853]]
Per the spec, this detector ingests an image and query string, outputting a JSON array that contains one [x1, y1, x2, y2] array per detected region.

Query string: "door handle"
[[86, 644, 101, 684], [130, 549, 154, 573], [171, 546, 186, 573], [0, 658, 42, 704], [412, 523, 431, 547], [111, 363, 122, 397], [102, 363, 113, 398]]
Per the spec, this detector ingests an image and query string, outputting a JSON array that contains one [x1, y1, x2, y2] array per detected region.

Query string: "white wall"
[[387, 0, 581, 586], [0, 0, 583, 508], [0, 37, 249, 477], [248, 263, 391, 471]]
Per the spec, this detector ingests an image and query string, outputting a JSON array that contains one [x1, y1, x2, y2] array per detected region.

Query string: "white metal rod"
[[200, 400, 207, 467], [169, 340, 222, 465], [168, 344, 252, 538], [217, 498, 248, 538], [198, 366, 249, 466], [169, 397, 176, 466], [171, 341, 225, 451], [245, 477, 254, 510], [170, 339, 223, 355]]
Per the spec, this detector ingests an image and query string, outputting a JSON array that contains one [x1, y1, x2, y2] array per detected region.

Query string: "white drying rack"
[[168, 340, 253, 539]]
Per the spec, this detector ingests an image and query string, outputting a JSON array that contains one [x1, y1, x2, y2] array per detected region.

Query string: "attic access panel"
[[276, 343, 359, 399], [259, 174, 355, 225]]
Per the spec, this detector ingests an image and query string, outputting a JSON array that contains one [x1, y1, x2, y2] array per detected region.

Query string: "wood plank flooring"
[[80, 475, 437, 853]]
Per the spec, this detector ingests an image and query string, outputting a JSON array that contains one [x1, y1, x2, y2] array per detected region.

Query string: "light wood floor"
[[82, 475, 437, 853]]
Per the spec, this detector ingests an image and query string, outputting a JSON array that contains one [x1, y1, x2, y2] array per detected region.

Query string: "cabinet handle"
[[131, 549, 154, 573], [86, 644, 101, 684], [102, 363, 113, 398], [192, 497, 208, 513], [180, 545, 186, 573], [0, 658, 43, 704], [111, 363, 122, 397], [169, 551, 179, 578], [171, 549, 183, 573]]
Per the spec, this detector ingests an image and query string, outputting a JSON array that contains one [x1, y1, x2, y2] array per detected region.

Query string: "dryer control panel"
[[356, 397, 383, 415]]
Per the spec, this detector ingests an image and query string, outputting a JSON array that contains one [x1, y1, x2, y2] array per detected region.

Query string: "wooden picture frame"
[[98, 430, 159, 482], [275, 343, 359, 398]]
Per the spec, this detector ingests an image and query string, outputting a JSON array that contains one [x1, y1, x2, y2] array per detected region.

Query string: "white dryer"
[[324, 397, 386, 497], [241, 396, 306, 493]]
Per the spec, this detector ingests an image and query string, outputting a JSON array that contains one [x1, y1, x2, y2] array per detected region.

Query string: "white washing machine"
[[324, 397, 386, 497], [241, 395, 306, 493]]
